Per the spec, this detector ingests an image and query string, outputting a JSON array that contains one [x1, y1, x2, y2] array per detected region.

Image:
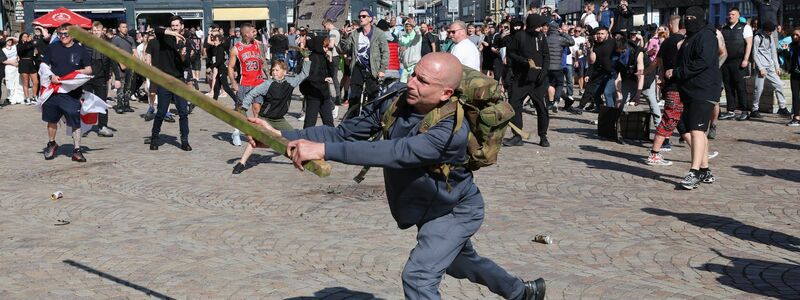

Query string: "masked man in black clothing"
[[666, 7, 722, 190], [504, 14, 550, 147], [149, 16, 192, 151], [566, 26, 614, 113], [84, 21, 114, 137]]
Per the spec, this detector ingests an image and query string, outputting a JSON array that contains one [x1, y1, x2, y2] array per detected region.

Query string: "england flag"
[[35, 63, 109, 134]]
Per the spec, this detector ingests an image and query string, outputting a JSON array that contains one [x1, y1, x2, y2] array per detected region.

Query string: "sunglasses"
[[447, 28, 464, 34], [57, 32, 70, 37], [358, 15, 370, 19]]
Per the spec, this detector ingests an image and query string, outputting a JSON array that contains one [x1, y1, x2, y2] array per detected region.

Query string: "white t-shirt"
[[450, 39, 481, 71], [572, 36, 586, 59], [581, 13, 599, 30]]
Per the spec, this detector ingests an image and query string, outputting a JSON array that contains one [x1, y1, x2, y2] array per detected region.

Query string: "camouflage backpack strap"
[[419, 97, 464, 192], [381, 97, 404, 137]]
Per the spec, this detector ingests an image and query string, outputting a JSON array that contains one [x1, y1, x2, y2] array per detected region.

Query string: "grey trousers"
[[752, 67, 787, 111], [402, 198, 525, 300], [619, 79, 661, 125]]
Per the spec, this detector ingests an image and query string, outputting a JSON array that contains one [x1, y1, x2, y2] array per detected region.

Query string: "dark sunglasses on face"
[[57, 32, 69, 37], [359, 15, 370, 19]]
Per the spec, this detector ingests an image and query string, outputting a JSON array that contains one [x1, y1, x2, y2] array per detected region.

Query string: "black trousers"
[[721, 61, 749, 112], [509, 80, 549, 137], [213, 70, 238, 103], [328, 56, 342, 104], [84, 81, 109, 128], [791, 75, 800, 116], [346, 64, 379, 119], [568, 73, 610, 109], [302, 84, 335, 128]]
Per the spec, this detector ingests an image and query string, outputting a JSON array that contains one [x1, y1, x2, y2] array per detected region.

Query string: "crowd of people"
[[0, 3, 795, 184]]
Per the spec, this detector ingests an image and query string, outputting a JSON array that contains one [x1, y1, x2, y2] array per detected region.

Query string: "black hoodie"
[[506, 15, 549, 84], [300, 35, 334, 96], [673, 25, 721, 102]]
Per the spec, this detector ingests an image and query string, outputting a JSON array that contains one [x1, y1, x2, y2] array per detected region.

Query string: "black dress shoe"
[[539, 136, 550, 147], [180, 142, 192, 151], [232, 162, 245, 174], [523, 278, 546, 300], [71, 149, 86, 162], [149, 136, 159, 150], [502, 135, 524, 147]]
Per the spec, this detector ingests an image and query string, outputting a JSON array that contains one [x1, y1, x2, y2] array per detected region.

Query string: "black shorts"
[[547, 70, 564, 88], [191, 59, 201, 71], [42, 93, 82, 128], [19, 58, 37, 74], [680, 100, 716, 132]]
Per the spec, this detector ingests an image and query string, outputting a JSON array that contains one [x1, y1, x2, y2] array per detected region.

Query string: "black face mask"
[[685, 18, 702, 34]]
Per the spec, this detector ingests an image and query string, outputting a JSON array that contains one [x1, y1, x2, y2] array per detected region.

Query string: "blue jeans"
[[563, 66, 575, 97], [604, 74, 617, 108], [151, 86, 190, 141]]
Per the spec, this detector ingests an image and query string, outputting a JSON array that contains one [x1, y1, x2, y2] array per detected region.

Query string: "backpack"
[[381, 66, 516, 176]]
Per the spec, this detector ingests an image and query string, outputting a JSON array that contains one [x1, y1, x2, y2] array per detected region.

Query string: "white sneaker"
[[708, 151, 719, 159], [298, 114, 306, 121], [332, 106, 339, 118], [231, 129, 241, 146], [646, 153, 673, 166]]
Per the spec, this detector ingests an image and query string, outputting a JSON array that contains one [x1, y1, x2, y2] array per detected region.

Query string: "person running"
[[232, 57, 310, 174], [246, 52, 546, 300], [228, 23, 266, 147], [667, 7, 721, 190], [40, 24, 93, 162]]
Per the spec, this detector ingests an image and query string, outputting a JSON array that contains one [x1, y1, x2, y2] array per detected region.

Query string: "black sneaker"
[[144, 111, 155, 121], [523, 278, 546, 300], [788, 119, 800, 127], [565, 106, 583, 115], [232, 162, 245, 174], [549, 104, 558, 114], [502, 135, 524, 147], [707, 124, 717, 140], [680, 171, 701, 190], [735, 111, 750, 121], [718, 111, 736, 120], [71, 149, 86, 162], [750, 111, 762, 118], [699, 169, 715, 184], [44, 141, 58, 160], [777, 107, 791, 117], [180, 142, 192, 151]]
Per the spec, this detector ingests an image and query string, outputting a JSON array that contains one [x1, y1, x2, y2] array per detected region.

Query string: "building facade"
[[22, 0, 301, 34]]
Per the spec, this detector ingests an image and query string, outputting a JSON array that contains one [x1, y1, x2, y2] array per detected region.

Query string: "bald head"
[[419, 53, 463, 89]]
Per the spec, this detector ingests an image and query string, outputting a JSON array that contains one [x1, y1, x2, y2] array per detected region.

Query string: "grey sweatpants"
[[752, 67, 787, 111]]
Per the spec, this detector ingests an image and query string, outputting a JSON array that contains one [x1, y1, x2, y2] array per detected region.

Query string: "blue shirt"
[[282, 89, 481, 229], [599, 9, 614, 29], [43, 42, 90, 98]]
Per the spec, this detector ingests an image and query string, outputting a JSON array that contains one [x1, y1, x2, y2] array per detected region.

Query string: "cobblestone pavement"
[[0, 92, 798, 299]]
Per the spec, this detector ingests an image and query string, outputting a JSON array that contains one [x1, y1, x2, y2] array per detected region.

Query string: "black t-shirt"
[[420, 32, 437, 57], [153, 27, 186, 78], [43, 42, 91, 98], [590, 38, 616, 77], [268, 34, 289, 54], [657, 33, 684, 91]]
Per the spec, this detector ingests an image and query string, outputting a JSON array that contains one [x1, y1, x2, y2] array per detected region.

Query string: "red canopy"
[[33, 7, 92, 29]]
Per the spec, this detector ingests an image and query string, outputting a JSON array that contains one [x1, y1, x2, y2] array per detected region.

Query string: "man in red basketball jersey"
[[228, 22, 266, 146]]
